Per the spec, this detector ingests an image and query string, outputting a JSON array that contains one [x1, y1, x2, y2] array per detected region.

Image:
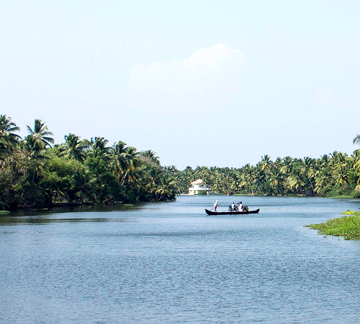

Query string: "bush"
[[350, 190, 360, 198]]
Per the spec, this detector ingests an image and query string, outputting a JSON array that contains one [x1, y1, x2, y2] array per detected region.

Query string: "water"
[[1, 196, 360, 324]]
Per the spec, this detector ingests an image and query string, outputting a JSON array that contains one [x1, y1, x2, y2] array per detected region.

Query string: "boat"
[[205, 208, 260, 215]]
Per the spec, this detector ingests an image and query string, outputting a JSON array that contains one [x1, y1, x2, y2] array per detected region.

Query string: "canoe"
[[205, 208, 260, 215]]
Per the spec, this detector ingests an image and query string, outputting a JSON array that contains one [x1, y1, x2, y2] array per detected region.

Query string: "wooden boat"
[[205, 208, 260, 215]]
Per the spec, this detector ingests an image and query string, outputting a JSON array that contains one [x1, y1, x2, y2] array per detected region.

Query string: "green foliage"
[[172, 151, 360, 198], [0, 116, 179, 210], [350, 190, 360, 198], [0, 150, 33, 209], [306, 212, 360, 240], [1, 117, 360, 210]]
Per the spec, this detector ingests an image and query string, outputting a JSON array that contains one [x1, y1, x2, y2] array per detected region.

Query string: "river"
[[1, 196, 360, 323]]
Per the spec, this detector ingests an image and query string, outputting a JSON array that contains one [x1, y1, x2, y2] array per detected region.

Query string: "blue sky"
[[1, 0, 359, 169]]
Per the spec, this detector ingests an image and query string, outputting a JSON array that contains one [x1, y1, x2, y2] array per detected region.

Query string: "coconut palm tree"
[[154, 175, 177, 201], [0, 115, 21, 147], [259, 154, 273, 172], [58, 133, 89, 162], [268, 167, 286, 195], [139, 150, 161, 166], [143, 164, 164, 199], [314, 168, 332, 194], [110, 141, 131, 181], [353, 134, 360, 146], [298, 157, 316, 195], [73, 171, 97, 203], [121, 147, 141, 186], [0, 115, 22, 160], [353, 135, 360, 173], [89, 137, 111, 159], [26, 119, 54, 149]]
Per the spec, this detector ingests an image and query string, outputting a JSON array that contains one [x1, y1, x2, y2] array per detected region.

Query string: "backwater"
[[1, 196, 360, 323]]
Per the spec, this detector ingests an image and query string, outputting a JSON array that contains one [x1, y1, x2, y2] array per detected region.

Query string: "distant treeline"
[[0, 115, 177, 210], [167, 141, 360, 198], [1, 115, 360, 210]]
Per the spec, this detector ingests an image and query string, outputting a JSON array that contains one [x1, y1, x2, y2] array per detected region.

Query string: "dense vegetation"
[[0, 115, 177, 210], [1, 114, 360, 210], [170, 147, 360, 198], [305, 211, 360, 240]]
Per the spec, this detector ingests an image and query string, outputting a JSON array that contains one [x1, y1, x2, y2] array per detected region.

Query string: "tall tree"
[[89, 137, 111, 159], [139, 150, 161, 166], [26, 119, 54, 149], [0, 115, 21, 160], [110, 141, 131, 181], [58, 133, 89, 162]]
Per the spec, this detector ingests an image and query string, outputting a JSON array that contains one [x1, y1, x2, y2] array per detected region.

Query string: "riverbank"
[[305, 211, 360, 240]]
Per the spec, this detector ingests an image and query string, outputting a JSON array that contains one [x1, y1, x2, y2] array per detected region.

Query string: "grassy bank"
[[305, 211, 360, 240]]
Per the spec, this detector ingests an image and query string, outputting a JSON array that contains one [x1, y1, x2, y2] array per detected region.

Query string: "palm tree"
[[21, 135, 49, 182], [353, 134, 360, 146], [314, 168, 332, 194], [89, 137, 111, 159], [110, 141, 131, 181], [0, 115, 22, 160], [73, 171, 97, 203], [154, 175, 177, 201], [139, 150, 161, 166], [0, 114, 21, 140], [353, 135, 360, 172], [259, 154, 273, 172], [143, 164, 164, 199], [268, 167, 286, 195], [288, 174, 305, 194], [21, 120, 53, 182], [298, 157, 316, 195], [118, 146, 141, 187], [58, 133, 89, 162], [26, 119, 54, 150]]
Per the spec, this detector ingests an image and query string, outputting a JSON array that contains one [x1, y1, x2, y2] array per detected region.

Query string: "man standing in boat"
[[213, 200, 219, 212]]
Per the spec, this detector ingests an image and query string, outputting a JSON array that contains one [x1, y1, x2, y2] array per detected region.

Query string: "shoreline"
[[305, 211, 360, 240], [0, 200, 133, 214]]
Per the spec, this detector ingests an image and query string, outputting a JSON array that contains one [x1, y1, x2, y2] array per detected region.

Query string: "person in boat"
[[213, 200, 219, 212], [231, 202, 235, 212], [238, 201, 243, 212]]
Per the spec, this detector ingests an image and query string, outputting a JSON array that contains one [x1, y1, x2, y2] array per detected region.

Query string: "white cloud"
[[125, 44, 247, 118]]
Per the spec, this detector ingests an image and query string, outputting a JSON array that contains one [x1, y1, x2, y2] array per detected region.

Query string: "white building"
[[188, 179, 211, 195]]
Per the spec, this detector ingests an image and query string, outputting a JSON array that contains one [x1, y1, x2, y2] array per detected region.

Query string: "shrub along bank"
[[305, 211, 360, 240]]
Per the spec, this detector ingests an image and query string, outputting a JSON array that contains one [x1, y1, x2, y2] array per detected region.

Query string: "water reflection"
[[0, 217, 132, 225], [2, 202, 141, 216], [0, 203, 141, 225]]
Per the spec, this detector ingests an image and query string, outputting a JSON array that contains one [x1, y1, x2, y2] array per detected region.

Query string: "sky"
[[1, 0, 360, 169]]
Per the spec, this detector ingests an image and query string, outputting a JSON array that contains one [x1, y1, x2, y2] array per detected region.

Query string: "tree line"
[[0, 115, 177, 210], [168, 142, 360, 198], [1, 114, 360, 210]]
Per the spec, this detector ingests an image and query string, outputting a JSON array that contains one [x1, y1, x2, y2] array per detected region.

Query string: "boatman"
[[231, 202, 235, 212], [214, 200, 219, 212]]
